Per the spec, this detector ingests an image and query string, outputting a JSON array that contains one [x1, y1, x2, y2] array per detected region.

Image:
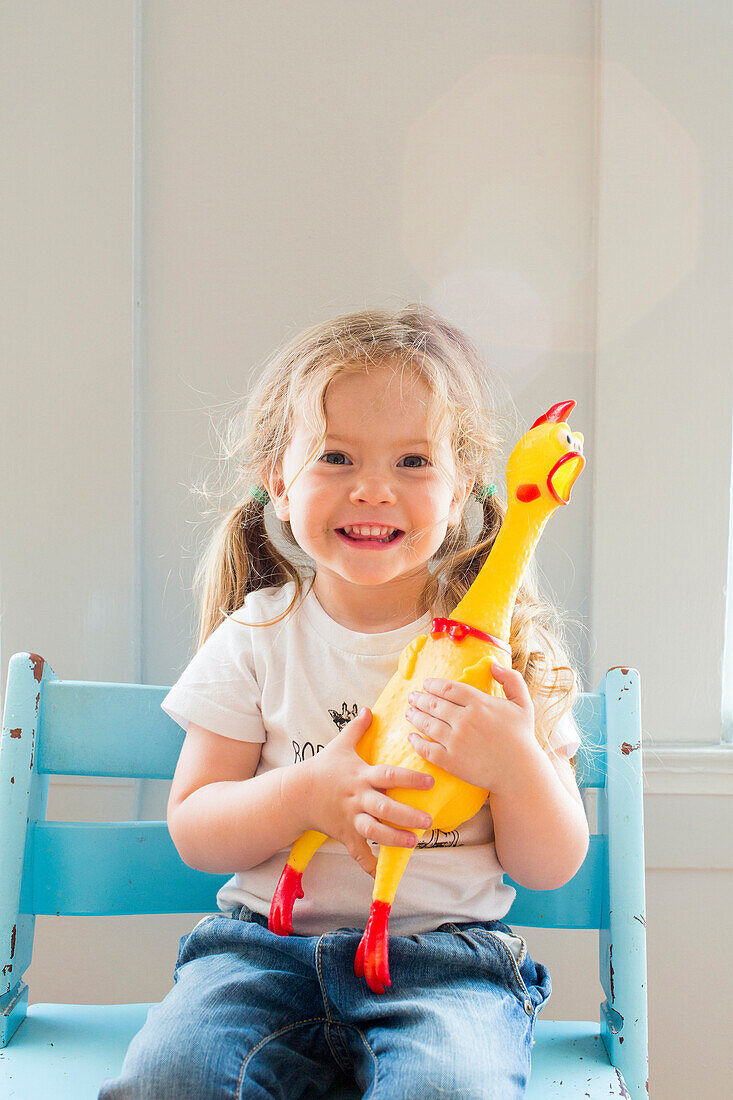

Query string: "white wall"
[[593, 1, 733, 747], [1, 0, 135, 686], [2, 3, 732, 1097]]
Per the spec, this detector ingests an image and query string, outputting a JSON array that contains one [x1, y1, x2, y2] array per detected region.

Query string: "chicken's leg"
[[269, 829, 328, 934], [354, 832, 429, 994]]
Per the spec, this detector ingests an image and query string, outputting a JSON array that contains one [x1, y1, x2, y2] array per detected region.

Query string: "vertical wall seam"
[[132, 0, 146, 818], [588, 0, 604, 691], [721, 444, 733, 742], [132, 0, 144, 689]]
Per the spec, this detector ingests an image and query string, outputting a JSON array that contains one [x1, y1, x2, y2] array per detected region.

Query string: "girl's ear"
[[265, 465, 290, 522], [447, 478, 475, 527]]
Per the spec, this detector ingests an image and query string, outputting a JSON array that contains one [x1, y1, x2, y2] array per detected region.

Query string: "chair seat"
[[0, 1003, 627, 1098]]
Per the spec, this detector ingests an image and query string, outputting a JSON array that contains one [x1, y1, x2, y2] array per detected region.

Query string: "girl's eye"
[[318, 453, 429, 468], [320, 451, 350, 465]]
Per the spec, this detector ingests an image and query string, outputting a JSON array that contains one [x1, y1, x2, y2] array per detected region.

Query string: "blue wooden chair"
[[0, 654, 648, 1098]]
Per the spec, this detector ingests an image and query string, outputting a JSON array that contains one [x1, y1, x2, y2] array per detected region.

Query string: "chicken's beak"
[[548, 452, 585, 505]]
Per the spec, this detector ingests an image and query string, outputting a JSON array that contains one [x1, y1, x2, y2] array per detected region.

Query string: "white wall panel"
[[139, 1, 597, 695], [0, 1, 135, 691], [593, 2, 733, 746]]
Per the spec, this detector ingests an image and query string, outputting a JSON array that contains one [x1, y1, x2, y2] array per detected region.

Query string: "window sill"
[[642, 743, 733, 794]]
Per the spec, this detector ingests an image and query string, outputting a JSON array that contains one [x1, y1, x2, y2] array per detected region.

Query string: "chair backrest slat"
[[507, 834, 606, 928], [37, 681, 183, 778], [25, 824, 606, 927], [35, 678, 606, 787], [25, 822, 227, 915]]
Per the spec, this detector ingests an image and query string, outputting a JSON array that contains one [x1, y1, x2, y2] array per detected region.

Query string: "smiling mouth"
[[336, 528, 404, 544]]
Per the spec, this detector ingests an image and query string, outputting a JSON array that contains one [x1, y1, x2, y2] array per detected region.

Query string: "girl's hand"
[[304, 707, 435, 878], [405, 662, 538, 794]]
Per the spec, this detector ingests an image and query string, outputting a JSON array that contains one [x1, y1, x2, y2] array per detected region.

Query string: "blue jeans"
[[98, 905, 550, 1099]]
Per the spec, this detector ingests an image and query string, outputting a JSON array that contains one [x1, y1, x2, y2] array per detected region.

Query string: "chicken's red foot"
[[354, 900, 392, 994], [268, 864, 304, 935]]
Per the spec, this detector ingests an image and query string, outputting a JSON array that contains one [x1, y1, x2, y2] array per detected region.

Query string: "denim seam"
[[483, 931, 533, 1005], [350, 1024, 380, 1095], [236, 1018, 331, 1098], [315, 933, 336, 1023], [447, 924, 533, 1008], [325, 1022, 354, 1075], [312, 931, 379, 1088], [315, 930, 353, 1076], [190, 914, 218, 934]]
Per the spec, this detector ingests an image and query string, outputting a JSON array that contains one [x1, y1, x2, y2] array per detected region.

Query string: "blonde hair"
[[193, 304, 583, 756]]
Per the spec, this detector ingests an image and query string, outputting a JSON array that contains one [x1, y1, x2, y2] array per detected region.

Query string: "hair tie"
[[248, 485, 269, 506], [475, 484, 497, 502]]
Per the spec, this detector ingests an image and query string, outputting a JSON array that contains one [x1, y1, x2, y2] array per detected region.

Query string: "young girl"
[[100, 305, 589, 1100]]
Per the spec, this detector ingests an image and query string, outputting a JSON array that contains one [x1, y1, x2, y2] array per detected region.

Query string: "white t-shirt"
[[161, 580, 581, 936]]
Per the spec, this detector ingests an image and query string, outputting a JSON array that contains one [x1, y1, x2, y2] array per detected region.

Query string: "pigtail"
[[454, 489, 504, 593], [423, 488, 503, 616], [194, 493, 302, 650]]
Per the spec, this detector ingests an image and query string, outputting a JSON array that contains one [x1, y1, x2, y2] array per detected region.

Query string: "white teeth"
[[342, 525, 396, 538]]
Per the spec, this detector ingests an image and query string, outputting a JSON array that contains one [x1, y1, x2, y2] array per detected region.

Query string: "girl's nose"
[[350, 478, 397, 505]]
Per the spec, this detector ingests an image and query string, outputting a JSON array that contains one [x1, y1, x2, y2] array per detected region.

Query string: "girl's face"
[[267, 364, 473, 602]]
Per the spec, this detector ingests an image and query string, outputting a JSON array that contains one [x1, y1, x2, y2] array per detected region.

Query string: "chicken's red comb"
[[531, 400, 576, 429]]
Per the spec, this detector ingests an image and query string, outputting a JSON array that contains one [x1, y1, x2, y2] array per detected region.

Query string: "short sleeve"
[[161, 611, 266, 743], [526, 628, 582, 760], [545, 708, 582, 759]]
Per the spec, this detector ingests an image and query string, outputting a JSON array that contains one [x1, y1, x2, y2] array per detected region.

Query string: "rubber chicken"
[[269, 400, 585, 993]]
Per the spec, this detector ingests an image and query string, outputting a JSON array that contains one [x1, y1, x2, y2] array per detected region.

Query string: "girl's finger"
[[406, 688, 456, 725], [370, 764, 434, 790], [340, 707, 373, 742], [490, 662, 532, 708], [405, 706, 449, 743], [364, 790, 433, 832], [408, 731, 447, 769], [353, 812, 422, 850], [419, 678, 471, 707], [347, 838, 378, 878]]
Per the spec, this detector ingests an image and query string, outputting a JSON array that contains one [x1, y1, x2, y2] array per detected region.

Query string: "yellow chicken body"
[[269, 400, 585, 993], [356, 629, 504, 835]]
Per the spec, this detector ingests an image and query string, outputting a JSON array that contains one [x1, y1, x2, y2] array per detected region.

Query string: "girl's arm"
[[167, 722, 314, 874], [167, 712, 434, 877], [489, 742, 589, 891]]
